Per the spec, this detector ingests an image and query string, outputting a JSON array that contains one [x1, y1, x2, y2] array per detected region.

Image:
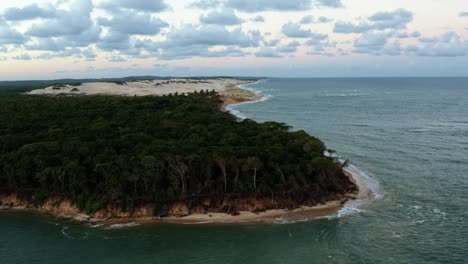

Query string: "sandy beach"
[[1, 166, 371, 226], [160, 167, 372, 224]]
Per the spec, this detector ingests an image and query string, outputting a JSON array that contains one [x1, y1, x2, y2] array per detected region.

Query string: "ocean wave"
[[104, 222, 140, 229], [316, 93, 368, 97], [227, 80, 273, 119], [324, 164, 383, 220]]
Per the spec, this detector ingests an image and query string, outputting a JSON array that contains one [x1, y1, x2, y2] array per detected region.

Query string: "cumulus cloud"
[[388, 30, 421, 39], [352, 32, 388, 54], [251, 15, 265, 22], [161, 25, 261, 48], [306, 34, 335, 53], [158, 46, 248, 60], [26, 0, 94, 37], [318, 16, 333, 23], [27, 25, 102, 51], [334, 8, 413, 33], [36, 47, 97, 61], [410, 32, 467, 57], [155, 25, 262, 59], [189, 0, 222, 9], [334, 22, 372, 33], [351, 32, 407, 56], [300, 15, 314, 24], [98, 11, 168, 35], [317, 0, 343, 8], [255, 47, 283, 58], [282, 22, 314, 38], [200, 9, 244, 25], [368, 8, 413, 30], [3, 3, 56, 21], [97, 32, 132, 52], [226, 0, 342, 12], [99, 0, 168, 12], [0, 19, 28, 45], [226, 0, 309, 12], [277, 41, 301, 53], [12, 54, 32, 61]]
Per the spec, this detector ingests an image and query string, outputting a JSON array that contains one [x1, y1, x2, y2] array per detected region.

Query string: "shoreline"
[[0, 167, 372, 226], [1, 79, 378, 227]]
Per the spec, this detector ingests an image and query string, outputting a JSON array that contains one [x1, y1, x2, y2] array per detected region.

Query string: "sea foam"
[[227, 79, 272, 120]]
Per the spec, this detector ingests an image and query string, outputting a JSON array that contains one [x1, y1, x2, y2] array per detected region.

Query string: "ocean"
[[1, 78, 467, 263]]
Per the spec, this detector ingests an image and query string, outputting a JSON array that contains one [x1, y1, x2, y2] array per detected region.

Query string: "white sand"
[[28, 78, 253, 97]]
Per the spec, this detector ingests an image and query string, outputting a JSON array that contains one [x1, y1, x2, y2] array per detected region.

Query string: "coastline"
[[161, 167, 372, 224], [0, 167, 372, 226], [0, 79, 377, 227]]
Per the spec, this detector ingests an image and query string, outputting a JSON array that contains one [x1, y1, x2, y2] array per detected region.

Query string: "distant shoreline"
[[27, 78, 257, 97]]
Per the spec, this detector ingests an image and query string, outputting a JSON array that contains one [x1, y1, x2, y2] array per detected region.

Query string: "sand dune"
[[28, 78, 254, 97]]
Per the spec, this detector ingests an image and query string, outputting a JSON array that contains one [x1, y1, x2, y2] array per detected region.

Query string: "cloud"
[[98, 11, 168, 35], [251, 15, 265, 22], [264, 39, 280, 46], [388, 30, 421, 39], [12, 53, 32, 61], [300, 15, 314, 24], [226, 0, 310, 12], [26, 25, 102, 51], [306, 34, 335, 53], [368, 8, 413, 30], [351, 32, 407, 56], [334, 22, 372, 33], [317, 0, 343, 8], [282, 22, 314, 38], [3, 3, 56, 21], [99, 0, 168, 12], [349, 30, 467, 57], [35, 47, 97, 60], [255, 47, 283, 58], [26, 0, 94, 37], [226, 0, 342, 13], [410, 32, 467, 57], [160, 24, 262, 48], [317, 16, 333, 23], [97, 32, 132, 52], [334, 8, 413, 34], [200, 9, 244, 25], [156, 25, 262, 59], [108, 56, 127, 63], [158, 45, 248, 60], [189, 0, 222, 9], [410, 31, 421, 38], [277, 41, 301, 53], [352, 32, 388, 54], [0, 20, 28, 45]]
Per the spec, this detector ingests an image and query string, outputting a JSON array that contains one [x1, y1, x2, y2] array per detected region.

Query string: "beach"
[[0, 166, 371, 225]]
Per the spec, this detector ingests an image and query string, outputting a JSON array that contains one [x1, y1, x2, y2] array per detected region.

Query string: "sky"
[[0, 0, 467, 80]]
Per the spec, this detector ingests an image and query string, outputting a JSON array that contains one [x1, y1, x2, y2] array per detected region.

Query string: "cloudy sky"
[[0, 0, 467, 80]]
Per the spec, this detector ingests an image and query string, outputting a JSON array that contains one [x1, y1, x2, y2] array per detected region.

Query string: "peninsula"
[[0, 78, 364, 225]]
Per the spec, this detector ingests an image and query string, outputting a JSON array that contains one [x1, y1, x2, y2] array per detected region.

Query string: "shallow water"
[[1, 78, 467, 263]]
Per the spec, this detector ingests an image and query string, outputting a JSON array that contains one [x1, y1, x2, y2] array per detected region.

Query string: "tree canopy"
[[0, 92, 355, 214]]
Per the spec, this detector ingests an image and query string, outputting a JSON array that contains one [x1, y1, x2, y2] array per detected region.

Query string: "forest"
[[0, 89, 356, 215]]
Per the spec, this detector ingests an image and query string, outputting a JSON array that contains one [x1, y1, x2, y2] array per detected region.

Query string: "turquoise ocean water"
[[1, 78, 467, 263]]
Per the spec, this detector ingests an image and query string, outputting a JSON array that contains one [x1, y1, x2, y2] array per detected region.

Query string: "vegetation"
[[0, 91, 355, 214]]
